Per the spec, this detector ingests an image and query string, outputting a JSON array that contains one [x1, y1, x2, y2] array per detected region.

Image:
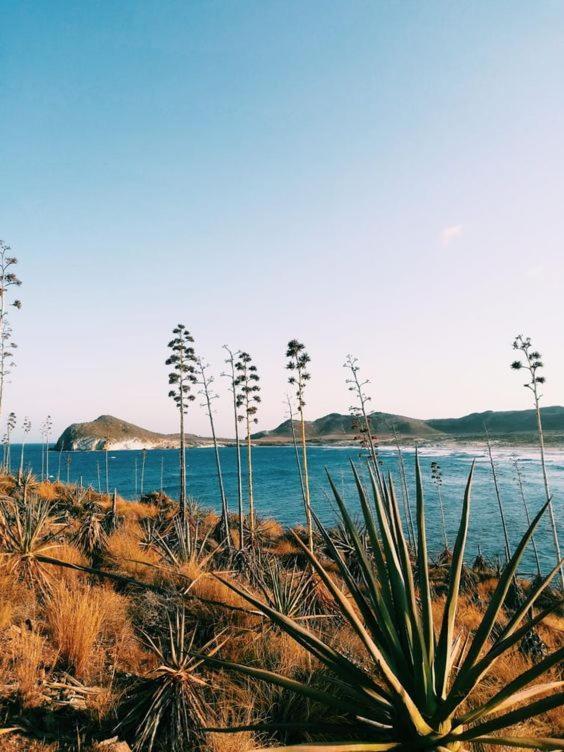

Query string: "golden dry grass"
[[105, 523, 161, 581], [44, 581, 129, 680]]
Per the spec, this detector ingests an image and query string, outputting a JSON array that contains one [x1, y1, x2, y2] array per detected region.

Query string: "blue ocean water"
[[9, 442, 564, 575]]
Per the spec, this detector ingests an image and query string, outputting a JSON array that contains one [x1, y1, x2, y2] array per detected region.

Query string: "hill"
[[55, 407, 564, 451], [54, 415, 213, 451], [426, 406, 564, 435], [252, 411, 441, 443], [252, 406, 564, 444]]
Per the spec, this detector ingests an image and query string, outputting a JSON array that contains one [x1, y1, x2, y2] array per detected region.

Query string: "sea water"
[[9, 442, 564, 575]]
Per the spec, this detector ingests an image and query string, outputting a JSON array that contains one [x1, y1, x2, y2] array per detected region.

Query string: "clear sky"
[[1, 1, 564, 441]]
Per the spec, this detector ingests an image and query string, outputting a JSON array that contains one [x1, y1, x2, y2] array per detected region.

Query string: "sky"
[[1, 1, 564, 441]]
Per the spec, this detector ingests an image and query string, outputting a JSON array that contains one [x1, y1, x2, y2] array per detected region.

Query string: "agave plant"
[[154, 515, 216, 571], [117, 608, 224, 752], [204, 458, 564, 751], [74, 504, 107, 555], [255, 557, 315, 623], [0, 493, 65, 586]]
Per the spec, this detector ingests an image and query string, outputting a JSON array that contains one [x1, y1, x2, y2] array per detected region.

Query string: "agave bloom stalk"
[[344, 355, 379, 472], [514, 458, 542, 579], [431, 461, 448, 552], [511, 334, 563, 589], [286, 394, 307, 510], [204, 457, 564, 752], [234, 351, 261, 543], [197, 357, 231, 549], [223, 346, 245, 548], [18, 416, 31, 480], [0, 241, 22, 426], [286, 340, 313, 551], [166, 324, 197, 525]]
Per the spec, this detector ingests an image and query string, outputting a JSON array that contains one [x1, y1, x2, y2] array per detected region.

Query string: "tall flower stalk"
[[234, 351, 260, 543], [223, 346, 244, 549], [0, 241, 22, 425], [3, 411, 16, 472], [286, 340, 313, 552], [286, 394, 306, 508], [511, 334, 563, 589], [344, 355, 379, 471], [485, 427, 512, 564], [431, 460, 448, 551], [140, 448, 147, 496], [18, 416, 31, 480], [513, 458, 542, 579], [41, 415, 53, 481], [166, 325, 197, 525], [197, 357, 231, 548]]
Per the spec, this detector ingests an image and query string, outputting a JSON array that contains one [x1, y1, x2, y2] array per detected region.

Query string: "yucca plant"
[[0, 492, 65, 587], [117, 609, 224, 752], [203, 458, 564, 751]]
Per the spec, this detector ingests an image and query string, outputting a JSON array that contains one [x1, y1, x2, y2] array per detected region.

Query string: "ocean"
[[8, 442, 564, 576]]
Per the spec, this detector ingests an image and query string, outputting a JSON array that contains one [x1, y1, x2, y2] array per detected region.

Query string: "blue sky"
[[1, 1, 564, 440]]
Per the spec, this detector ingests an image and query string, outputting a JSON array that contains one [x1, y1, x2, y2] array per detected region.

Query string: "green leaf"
[[457, 691, 564, 740], [434, 463, 474, 700]]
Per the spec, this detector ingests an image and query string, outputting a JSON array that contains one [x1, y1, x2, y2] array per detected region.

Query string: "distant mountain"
[[252, 406, 564, 444], [252, 411, 442, 442], [54, 415, 213, 451], [426, 406, 564, 435], [55, 406, 564, 451]]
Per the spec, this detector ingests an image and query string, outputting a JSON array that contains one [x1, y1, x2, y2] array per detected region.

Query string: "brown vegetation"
[[0, 473, 560, 752]]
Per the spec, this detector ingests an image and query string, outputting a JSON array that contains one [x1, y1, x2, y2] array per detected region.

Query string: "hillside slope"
[[54, 415, 212, 451], [427, 406, 564, 435], [252, 411, 442, 442]]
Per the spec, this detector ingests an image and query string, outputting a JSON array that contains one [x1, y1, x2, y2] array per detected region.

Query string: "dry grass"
[[105, 523, 161, 581], [0, 472, 561, 751], [2, 627, 52, 707], [44, 581, 122, 680]]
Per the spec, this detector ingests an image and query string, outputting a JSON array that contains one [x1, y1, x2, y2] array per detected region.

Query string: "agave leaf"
[[214, 573, 391, 708], [458, 646, 564, 725], [448, 600, 563, 717], [414, 453, 435, 671], [363, 467, 415, 661], [472, 736, 564, 750], [435, 463, 474, 699], [197, 652, 387, 721], [386, 471, 432, 710], [455, 498, 550, 679], [323, 473, 405, 668], [285, 533, 415, 709], [457, 691, 564, 740], [250, 744, 400, 752], [499, 557, 564, 640]]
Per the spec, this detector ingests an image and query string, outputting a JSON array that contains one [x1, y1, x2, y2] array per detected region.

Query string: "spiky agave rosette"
[[201, 456, 563, 751]]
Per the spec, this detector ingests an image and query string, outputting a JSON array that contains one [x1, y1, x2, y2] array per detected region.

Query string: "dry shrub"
[[0, 573, 35, 630], [187, 573, 259, 629], [48, 541, 89, 585], [5, 628, 51, 707], [270, 537, 300, 557], [257, 518, 285, 541], [34, 481, 59, 502], [45, 582, 112, 680], [256, 628, 312, 675], [105, 524, 161, 581], [114, 498, 159, 521]]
